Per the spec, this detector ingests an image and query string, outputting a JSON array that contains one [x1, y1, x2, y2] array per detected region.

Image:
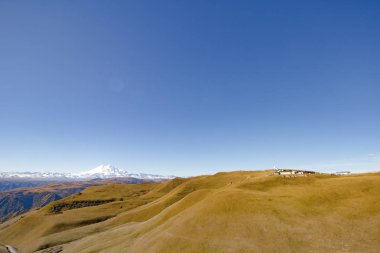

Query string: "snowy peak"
[[75, 164, 175, 180], [76, 164, 128, 178]]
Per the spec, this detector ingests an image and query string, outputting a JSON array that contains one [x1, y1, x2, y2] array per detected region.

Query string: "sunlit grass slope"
[[0, 177, 147, 222], [0, 245, 7, 253], [1, 170, 380, 253]]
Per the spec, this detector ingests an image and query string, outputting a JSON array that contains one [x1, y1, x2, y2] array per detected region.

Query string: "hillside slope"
[[0, 178, 146, 222], [1, 170, 380, 253]]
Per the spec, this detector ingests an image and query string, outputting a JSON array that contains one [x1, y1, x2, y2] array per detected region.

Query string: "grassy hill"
[[0, 178, 147, 222], [0, 245, 7, 253], [0, 170, 380, 252]]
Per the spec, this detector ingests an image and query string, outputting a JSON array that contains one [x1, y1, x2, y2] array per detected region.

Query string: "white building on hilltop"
[[334, 171, 351, 175], [274, 169, 315, 176]]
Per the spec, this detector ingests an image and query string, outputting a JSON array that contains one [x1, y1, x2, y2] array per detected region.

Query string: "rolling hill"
[[0, 177, 147, 222], [1, 170, 380, 253]]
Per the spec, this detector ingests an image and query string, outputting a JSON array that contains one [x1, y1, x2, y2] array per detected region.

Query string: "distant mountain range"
[[0, 164, 175, 181]]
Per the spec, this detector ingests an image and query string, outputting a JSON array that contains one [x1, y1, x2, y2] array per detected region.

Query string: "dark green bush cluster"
[[48, 199, 115, 213]]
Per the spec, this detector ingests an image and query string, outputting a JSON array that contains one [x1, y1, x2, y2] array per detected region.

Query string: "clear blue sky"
[[0, 1, 379, 176]]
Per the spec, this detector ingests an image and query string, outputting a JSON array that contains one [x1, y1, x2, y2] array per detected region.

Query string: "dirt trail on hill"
[[6, 245, 18, 253]]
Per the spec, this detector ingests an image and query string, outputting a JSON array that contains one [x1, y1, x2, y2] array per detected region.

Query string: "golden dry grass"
[[1, 170, 380, 253], [0, 245, 7, 253]]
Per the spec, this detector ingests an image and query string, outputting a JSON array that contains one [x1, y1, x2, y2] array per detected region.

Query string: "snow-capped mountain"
[[74, 164, 129, 179], [75, 165, 174, 180], [0, 164, 175, 181]]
